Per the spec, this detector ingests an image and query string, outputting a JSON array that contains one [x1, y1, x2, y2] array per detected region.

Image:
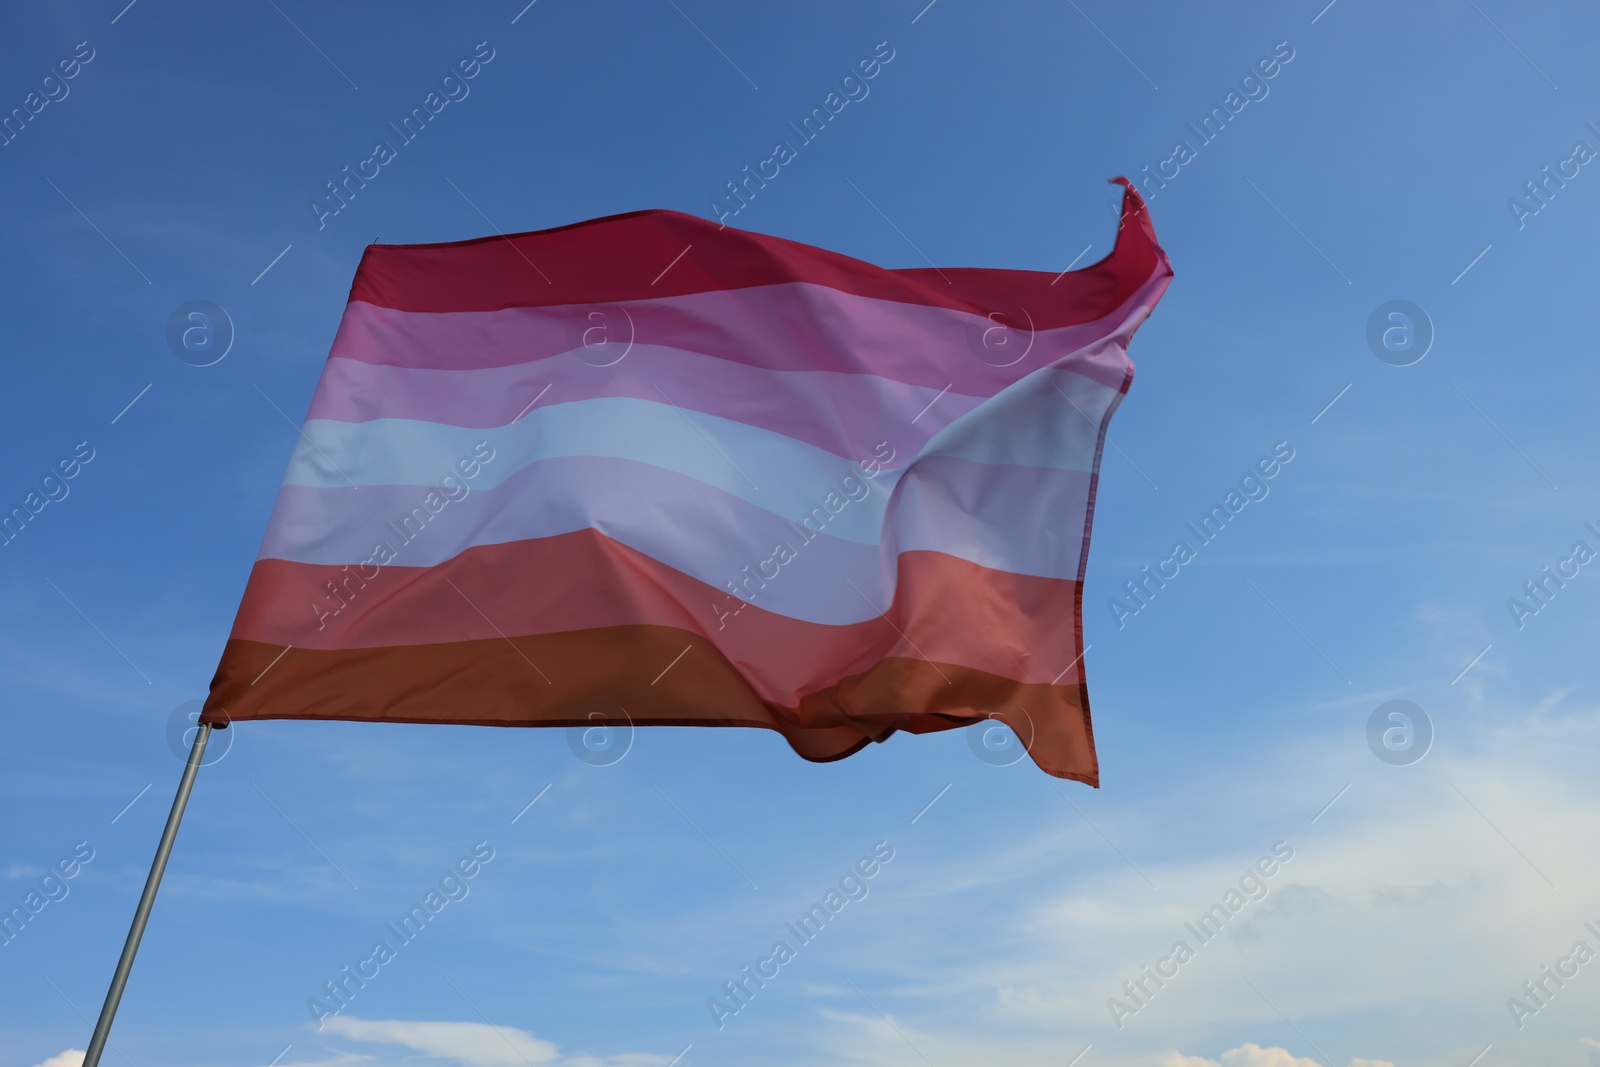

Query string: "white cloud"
[[1163, 1046, 1391, 1067], [1219, 1047, 1331, 1067], [320, 1016, 669, 1067], [805, 1006, 1076, 1067], [756, 696, 1600, 1067], [1159, 1051, 1222, 1067], [325, 1017, 558, 1066], [804, 1016, 1387, 1067], [30, 1052, 84, 1067]]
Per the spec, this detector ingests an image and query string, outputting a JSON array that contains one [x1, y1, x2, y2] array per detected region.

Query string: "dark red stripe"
[[348, 179, 1168, 331]]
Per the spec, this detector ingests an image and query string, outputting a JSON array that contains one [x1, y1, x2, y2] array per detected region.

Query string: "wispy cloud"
[[318, 1017, 669, 1067], [748, 695, 1600, 1066]]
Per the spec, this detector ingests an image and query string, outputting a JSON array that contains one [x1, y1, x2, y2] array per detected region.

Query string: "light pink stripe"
[[305, 348, 986, 456], [324, 274, 1167, 395]]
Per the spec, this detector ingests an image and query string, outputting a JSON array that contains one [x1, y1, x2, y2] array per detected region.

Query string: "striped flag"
[[202, 180, 1171, 783]]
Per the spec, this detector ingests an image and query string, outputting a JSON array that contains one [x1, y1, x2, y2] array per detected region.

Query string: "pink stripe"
[[324, 273, 1167, 395], [305, 349, 986, 456]]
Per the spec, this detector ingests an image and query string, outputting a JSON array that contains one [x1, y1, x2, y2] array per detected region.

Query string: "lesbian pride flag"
[[202, 180, 1171, 783]]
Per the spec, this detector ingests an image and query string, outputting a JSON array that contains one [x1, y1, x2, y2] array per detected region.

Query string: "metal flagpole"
[[82, 722, 213, 1067]]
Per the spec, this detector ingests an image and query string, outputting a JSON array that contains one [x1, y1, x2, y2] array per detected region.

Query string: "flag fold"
[[203, 179, 1172, 784]]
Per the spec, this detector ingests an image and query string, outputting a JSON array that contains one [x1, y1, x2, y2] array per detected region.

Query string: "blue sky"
[[4, 1, 1600, 1066]]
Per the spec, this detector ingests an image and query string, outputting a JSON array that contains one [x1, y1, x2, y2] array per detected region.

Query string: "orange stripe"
[[202, 629, 1097, 784], [229, 531, 1087, 693]]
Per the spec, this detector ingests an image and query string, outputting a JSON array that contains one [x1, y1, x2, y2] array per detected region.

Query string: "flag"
[[202, 179, 1171, 783]]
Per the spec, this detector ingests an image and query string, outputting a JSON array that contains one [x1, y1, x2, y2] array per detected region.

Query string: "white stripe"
[[263, 458, 1096, 621], [284, 371, 1118, 544], [288, 400, 896, 545], [290, 362, 1116, 484]]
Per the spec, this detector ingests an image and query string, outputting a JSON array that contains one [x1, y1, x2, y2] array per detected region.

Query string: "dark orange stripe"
[[202, 630, 1097, 784], [229, 532, 1087, 693]]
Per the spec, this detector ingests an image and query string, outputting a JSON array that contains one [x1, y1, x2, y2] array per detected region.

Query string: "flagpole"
[[82, 722, 213, 1067]]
